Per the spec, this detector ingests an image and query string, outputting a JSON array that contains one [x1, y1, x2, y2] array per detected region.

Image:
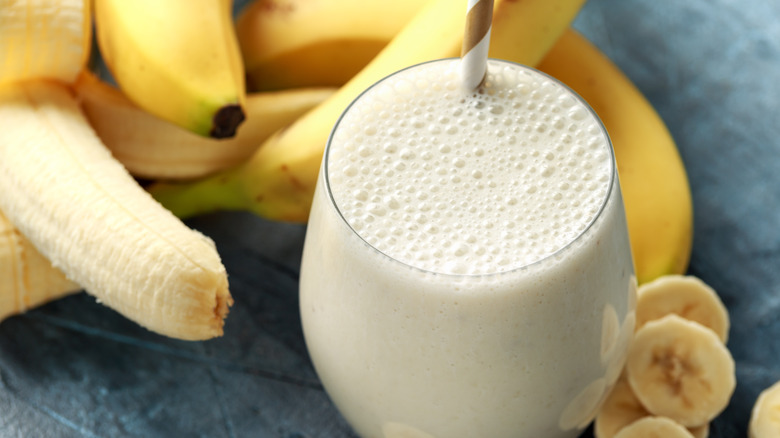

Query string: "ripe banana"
[[595, 377, 709, 438], [235, 0, 432, 90], [0, 81, 231, 340], [149, 0, 587, 221], [612, 416, 695, 438], [625, 314, 735, 428], [689, 423, 710, 438], [749, 380, 780, 438], [635, 275, 729, 343], [93, 0, 247, 138], [0, 0, 91, 86], [536, 29, 693, 285], [0, 209, 80, 322], [594, 378, 650, 438], [75, 70, 334, 180]]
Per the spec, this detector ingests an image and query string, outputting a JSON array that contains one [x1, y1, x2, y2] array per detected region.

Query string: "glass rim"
[[323, 57, 617, 279]]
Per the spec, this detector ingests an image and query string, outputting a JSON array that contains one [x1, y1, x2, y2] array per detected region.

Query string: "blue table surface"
[[1, 0, 778, 436]]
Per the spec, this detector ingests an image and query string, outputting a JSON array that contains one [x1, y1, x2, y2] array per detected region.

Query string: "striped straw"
[[460, 0, 494, 91]]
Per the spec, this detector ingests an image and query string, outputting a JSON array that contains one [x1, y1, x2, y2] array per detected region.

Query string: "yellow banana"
[[0, 209, 80, 322], [149, 0, 586, 222], [235, 0, 432, 90], [0, 0, 232, 339], [0, 80, 232, 340], [0, 0, 91, 86], [536, 29, 693, 284], [93, 0, 247, 138], [75, 71, 335, 180]]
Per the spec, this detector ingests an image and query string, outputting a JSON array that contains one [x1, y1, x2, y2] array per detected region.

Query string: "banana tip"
[[211, 104, 246, 139]]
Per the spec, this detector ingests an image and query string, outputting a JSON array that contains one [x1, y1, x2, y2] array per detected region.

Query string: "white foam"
[[327, 60, 612, 275]]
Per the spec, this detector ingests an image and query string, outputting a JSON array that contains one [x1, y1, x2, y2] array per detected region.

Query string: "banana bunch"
[[0, 0, 694, 336], [594, 275, 735, 438], [146, 0, 692, 285], [0, 0, 239, 340], [148, 0, 588, 221]]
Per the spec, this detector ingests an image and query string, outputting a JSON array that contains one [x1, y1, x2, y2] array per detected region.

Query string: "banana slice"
[[626, 314, 735, 427], [613, 416, 695, 438], [635, 275, 729, 343], [749, 379, 780, 438], [595, 376, 709, 438], [594, 377, 649, 438], [689, 422, 709, 438]]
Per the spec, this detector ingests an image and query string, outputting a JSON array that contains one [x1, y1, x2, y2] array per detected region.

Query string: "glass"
[[299, 58, 636, 438]]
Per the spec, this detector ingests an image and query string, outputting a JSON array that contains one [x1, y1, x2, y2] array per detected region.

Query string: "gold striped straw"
[[460, 0, 494, 91]]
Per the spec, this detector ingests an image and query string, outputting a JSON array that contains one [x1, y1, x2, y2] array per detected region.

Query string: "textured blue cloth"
[[575, 2, 780, 436], [1, 0, 777, 436]]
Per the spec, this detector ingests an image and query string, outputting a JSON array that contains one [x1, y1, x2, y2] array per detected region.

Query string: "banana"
[[0, 209, 81, 322], [75, 70, 334, 180], [749, 380, 780, 438], [93, 0, 247, 138], [149, 0, 587, 221], [635, 275, 729, 343], [0, 80, 231, 340], [0, 0, 91, 86], [689, 423, 710, 438], [612, 416, 695, 438], [594, 377, 709, 438], [235, 0, 432, 91], [536, 29, 693, 285], [595, 377, 650, 438], [625, 314, 735, 428]]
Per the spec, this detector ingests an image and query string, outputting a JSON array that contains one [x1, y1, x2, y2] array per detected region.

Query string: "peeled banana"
[[625, 314, 735, 428], [149, 0, 587, 221], [235, 0, 432, 90], [0, 81, 231, 340], [93, 0, 247, 138], [0, 0, 91, 86], [0, 209, 80, 322], [537, 29, 693, 284], [75, 71, 334, 180]]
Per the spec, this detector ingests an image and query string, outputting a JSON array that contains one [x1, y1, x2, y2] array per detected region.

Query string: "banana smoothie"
[[299, 59, 635, 438]]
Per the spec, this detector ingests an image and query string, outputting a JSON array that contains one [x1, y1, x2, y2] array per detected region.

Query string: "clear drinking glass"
[[299, 58, 636, 438]]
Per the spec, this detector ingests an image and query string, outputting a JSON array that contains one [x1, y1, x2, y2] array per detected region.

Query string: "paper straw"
[[460, 0, 494, 91]]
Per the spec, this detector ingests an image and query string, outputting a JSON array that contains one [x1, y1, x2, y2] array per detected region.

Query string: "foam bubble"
[[328, 60, 612, 275]]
